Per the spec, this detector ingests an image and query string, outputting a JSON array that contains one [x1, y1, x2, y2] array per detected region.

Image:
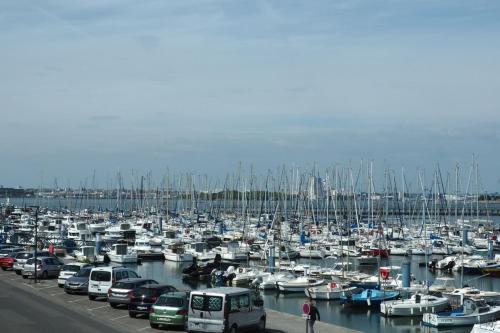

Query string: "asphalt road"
[[0, 278, 124, 333]]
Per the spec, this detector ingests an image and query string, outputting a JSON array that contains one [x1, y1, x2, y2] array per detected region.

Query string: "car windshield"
[[75, 268, 91, 277], [90, 271, 111, 281], [26, 259, 42, 265], [62, 264, 81, 272], [16, 253, 32, 259], [136, 287, 160, 298], [157, 296, 184, 307]]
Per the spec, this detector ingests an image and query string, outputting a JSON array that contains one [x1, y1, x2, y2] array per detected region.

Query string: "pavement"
[[0, 269, 360, 333]]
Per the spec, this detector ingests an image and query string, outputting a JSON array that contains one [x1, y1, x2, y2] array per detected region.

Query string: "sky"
[[1, 0, 500, 191]]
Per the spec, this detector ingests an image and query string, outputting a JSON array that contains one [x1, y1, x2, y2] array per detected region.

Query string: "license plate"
[[26, 272, 33, 276], [70, 285, 79, 289], [137, 306, 147, 310], [158, 317, 171, 322]]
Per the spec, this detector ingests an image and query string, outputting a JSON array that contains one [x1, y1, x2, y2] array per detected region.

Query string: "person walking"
[[308, 300, 320, 333]]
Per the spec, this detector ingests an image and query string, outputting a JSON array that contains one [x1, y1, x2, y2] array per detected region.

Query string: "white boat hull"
[[423, 307, 500, 327]]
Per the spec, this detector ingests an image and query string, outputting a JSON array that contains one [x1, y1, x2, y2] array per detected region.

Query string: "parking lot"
[[0, 269, 178, 333], [0, 267, 353, 333]]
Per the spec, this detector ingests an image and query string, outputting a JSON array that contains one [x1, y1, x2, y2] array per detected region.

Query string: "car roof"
[[91, 266, 132, 272], [64, 262, 90, 267], [191, 287, 250, 295], [138, 284, 174, 290], [160, 291, 189, 298], [115, 278, 151, 283]]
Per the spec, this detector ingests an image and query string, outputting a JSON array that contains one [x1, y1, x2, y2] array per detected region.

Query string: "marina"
[[2, 188, 500, 333]]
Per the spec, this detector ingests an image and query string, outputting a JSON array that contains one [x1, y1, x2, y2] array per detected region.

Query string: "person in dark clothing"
[[308, 300, 320, 333]]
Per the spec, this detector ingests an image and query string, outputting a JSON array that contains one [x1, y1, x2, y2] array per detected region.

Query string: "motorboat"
[[443, 287, 500, 306], [380, 294, 450, 317], [258, 271, 296, 290], [429, 277, 456, 294], [276, 276, 325, 293], [298, 244, 326, 259], [471, 320, 500, 333], [107, 243, 138, 263], [162, 243, 193, 262], [341, 288, 400, 307], [423, 298, 500, 327], [304, 281, 360, 300]]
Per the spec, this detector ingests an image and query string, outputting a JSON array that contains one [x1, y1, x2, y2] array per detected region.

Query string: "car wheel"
[[150, 323, 159, 329], [15, 271, 21, 275], [88, 295, 96, 301], [110, 303, 118, 308], [22, 275, 27, 279], [58, 284, 64, 288], [230, 325, 238, 333], [129, 311, 136, 318], [258, 317, 266, 332], [41, 271, 48, 279], [1, 267, 6, 271]]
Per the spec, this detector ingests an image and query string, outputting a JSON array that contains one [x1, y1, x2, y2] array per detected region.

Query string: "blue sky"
[[1, 0, 500, 190]]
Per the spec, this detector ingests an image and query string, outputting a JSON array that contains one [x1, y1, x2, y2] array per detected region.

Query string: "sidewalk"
[[266, 308, 362, 333]]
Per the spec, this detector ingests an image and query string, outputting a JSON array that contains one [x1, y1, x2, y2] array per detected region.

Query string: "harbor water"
[[126, 254, 500, 333]]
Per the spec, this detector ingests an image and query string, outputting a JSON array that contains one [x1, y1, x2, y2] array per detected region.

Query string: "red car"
[[0, 256, 16, 270]]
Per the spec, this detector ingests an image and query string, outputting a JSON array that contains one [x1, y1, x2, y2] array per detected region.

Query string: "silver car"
[[22, 256, 63, 279], [13, 251, 51, 275]]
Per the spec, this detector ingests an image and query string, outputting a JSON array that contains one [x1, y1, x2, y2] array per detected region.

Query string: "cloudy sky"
[[1, 0, 500, 190]]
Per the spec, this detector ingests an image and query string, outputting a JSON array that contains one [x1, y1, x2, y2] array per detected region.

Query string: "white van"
[[187, 287, 266, 333], [87, 266, 139, 300]]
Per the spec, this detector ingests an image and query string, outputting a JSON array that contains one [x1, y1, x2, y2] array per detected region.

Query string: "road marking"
[[68, 298, 87, 303], [51, 292, 66, 296], [137, 327, 150, 331], [22, 283, 35, 289], [111, 315, 129, 321], [38, 285, 58, 290], [88, 305, 109, 311]]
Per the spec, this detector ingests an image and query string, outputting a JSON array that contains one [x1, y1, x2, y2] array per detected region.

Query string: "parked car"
[[13, 251, 53, 275], [58, 263, 93, 287], [128, 284, 178, 318], [108, 278, 159, 308], [149, 291, 189, 329], [187, 287, 266, 333], [22, 256, 63, 279], [0, 247, 24, 258], [0, 255, 16, 271], [64, 266, 93, 294], [88, 266, 141, 300]]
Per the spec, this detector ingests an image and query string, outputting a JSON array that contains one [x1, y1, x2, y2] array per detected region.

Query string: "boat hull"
[[423, 308, 500, 327], [381, 298, 450, 317]]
